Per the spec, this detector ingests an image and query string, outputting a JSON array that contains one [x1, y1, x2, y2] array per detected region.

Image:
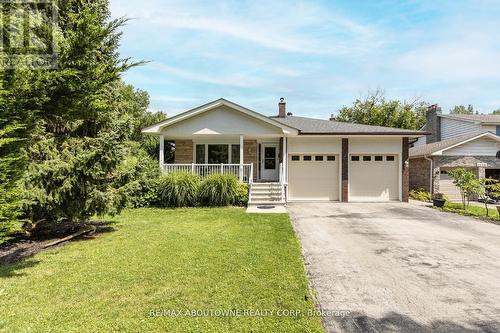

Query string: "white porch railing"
[[162, 163, 254, 183]]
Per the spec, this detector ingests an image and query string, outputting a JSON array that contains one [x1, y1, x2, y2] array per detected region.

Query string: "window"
[[231, 145, 240, 164], [195, 144, 205, 164], [386, 155, 395, 161], [374, 156, 383, 161], [351, 156, 360, 161], [496, 150, 500, 159], [315, 155, 324, 161], [303, 155, 312, 161], [208, 144, 229, 164], [291, 155, 300, 161], [363, 156, 371, 161], [264, 146, 277, 169], [327, 155, 335, 161]]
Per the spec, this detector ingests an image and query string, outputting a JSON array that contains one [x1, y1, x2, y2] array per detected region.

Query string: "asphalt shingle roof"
[[441, 114, 500, 123], [409, 131, 493, 157], [270, 115, 424, 135]]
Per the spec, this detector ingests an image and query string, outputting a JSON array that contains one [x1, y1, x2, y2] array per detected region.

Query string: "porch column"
[[283, 136, 287, 183], [159, 135, 165, 169], [239, 135, 244, 181]]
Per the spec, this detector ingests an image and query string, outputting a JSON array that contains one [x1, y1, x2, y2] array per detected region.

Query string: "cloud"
[[151, 63, 266, 88]]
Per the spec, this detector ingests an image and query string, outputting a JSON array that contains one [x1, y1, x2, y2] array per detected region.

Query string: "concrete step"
[[249, 200, 286, 205], [252, 194, 281, 200], [251, 188, 282, 193]]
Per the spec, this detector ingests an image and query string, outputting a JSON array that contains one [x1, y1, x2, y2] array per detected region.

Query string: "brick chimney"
[[426, 104, 442, 143], [278, 97, 286, 118]]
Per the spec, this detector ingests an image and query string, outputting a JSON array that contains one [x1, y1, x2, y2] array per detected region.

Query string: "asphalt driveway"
[[288, 202, 500, 333]]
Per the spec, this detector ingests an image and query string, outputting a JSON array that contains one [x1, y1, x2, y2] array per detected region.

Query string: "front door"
[[260, 143, 279, 181]]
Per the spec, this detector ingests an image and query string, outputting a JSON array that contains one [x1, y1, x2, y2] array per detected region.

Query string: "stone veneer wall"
[[409, 157, 431, 192], [243, 139, 258, 181], [412, 155, 500, 193], [174, 140, 193, 164]]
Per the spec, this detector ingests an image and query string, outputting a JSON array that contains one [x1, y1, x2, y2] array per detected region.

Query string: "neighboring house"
[[143, 98, 424, 204], [410, 105, 500, 199]]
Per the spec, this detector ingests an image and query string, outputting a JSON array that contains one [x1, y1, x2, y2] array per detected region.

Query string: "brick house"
[[143, 98, 424, 205], [409, 105, 500, 199]]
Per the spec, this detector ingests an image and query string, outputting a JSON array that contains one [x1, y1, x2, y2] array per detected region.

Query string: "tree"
[[471, 178, 500, 217], [450, 104, 474, 114], [17, 0, 156, 231], [336, 90, 428, 130], [447, 168, 477, 209], [492, 109, 500, 115]]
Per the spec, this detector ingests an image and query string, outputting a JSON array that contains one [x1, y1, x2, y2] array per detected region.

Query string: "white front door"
[[260, 143, 279, 181]]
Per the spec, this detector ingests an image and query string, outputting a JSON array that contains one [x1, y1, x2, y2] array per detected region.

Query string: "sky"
[[109, 0, 500, 118]]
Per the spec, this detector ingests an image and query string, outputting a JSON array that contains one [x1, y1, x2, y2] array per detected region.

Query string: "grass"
[[435, 201, 499, 220], [0, 208, 324, 333]]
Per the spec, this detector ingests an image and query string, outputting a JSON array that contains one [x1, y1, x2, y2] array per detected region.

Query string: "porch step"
[[249, 183, 285, 204]]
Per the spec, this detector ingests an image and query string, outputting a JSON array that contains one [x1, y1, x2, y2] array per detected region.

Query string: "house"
[[410, 105, 500, 199], [142, 98, 424, 204]]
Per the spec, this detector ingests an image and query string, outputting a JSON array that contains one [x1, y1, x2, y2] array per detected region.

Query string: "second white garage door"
[[349, 154, 399, 201], [288, 154, 339, 201]]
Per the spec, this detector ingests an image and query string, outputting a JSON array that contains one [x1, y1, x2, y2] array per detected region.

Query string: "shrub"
[[234, 182, 249, 207], [409, 189, 431, 202], [158, 172, 200, 207], [199, 174, 239, 207]]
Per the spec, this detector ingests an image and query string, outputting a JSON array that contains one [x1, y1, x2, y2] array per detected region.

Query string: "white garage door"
[[439, 170, 462, 200], [288, 154, 339, 201], [349, 154, 399, 201]]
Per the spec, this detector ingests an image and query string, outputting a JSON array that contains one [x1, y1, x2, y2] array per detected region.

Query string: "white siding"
[[443, 137, 500, 156], [481, 125, 497, 133], [441, 118, 481, 140], [413, 136, 426, 146], [349, 137, 402, 154], [161, 106, 282, 137], [287, 137, 341, 154]]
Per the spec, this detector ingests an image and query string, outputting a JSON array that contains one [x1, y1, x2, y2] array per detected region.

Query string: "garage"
[[438, 169, 462, 200], [288, 154, 339, 201], [349, 154, 399, 201]]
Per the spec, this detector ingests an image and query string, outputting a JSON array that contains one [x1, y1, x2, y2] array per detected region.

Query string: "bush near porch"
[[0, 208, 324, 333], [156, 172, 249, 208]]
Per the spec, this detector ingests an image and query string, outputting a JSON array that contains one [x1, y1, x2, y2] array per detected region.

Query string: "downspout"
[[423, 155, 433, 195]]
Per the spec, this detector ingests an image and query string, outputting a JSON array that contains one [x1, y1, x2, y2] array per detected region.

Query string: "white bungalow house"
[[142, 98, 424, 204]]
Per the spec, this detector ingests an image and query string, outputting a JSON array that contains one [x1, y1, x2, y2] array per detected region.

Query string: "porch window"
[[195, 144, 205, 164], [195, 144, 241, 164], [231, 145, 240, 163], [208, 144, 229, 164]]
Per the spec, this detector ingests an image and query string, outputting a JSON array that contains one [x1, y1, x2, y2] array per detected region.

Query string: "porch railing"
[[162, 163, 254, 183]]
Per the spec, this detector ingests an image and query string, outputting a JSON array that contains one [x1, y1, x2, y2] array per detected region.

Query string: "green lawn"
[[437, 201, 499, 220], [0, 208, 324, 333]]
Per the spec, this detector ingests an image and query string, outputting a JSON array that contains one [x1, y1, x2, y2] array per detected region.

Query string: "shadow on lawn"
[[0, 220, 118, 277], [325, 311, 500, 333]]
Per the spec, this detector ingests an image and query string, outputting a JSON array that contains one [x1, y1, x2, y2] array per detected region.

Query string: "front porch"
[[159, 135, 287, 184]]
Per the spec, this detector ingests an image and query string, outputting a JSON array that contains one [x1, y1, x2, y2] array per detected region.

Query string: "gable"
[[443, 136, 500, 156], [161, 105, 284, 137]]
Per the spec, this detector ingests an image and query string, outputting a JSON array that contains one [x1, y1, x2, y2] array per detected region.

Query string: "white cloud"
[[151, 62, 266, 88]]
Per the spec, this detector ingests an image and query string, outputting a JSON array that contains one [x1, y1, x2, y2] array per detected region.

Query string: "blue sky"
[[110, 0, 500, 118]]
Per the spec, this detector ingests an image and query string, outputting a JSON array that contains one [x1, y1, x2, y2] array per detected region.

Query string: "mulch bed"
[[0, 221, 116, 265]]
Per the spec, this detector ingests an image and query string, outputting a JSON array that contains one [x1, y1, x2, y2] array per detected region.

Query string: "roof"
[[439, 113, 500, 124], [142, 98, 298, 135], [271, 115, 425, 135], [142, 97, 427, 136], [409, 131, 500, 158]]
